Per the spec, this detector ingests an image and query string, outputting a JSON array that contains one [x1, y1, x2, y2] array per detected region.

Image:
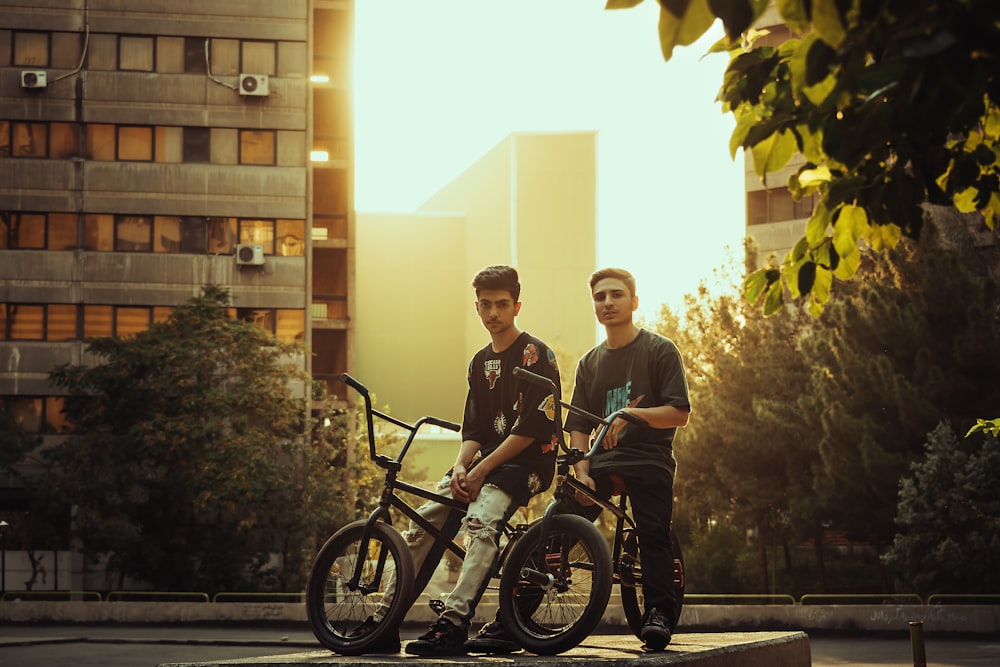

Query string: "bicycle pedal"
[[429, 598, 446, 614]]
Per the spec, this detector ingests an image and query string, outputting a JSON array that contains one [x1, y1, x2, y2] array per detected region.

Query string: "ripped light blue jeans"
[[377, 473, 517, 629]]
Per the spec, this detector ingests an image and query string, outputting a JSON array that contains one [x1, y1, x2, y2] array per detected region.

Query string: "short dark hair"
[[472, 265, 521, 301], [589, 267, 636, 299]]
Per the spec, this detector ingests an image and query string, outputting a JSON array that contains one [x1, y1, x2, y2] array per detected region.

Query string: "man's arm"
[[602, 404, 690, 448]]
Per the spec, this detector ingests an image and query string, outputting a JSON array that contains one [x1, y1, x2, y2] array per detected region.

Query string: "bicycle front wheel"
[[306, 519, 414, 655], [620, 527, 685, 637], [498, 514, 612, 655]]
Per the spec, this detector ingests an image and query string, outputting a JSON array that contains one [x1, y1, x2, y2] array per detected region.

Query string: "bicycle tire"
[[620, 528, 685, 637], [306, 519, 414, 655], [498, 513, 612, 655]]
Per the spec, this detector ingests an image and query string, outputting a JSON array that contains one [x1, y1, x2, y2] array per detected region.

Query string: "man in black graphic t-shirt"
[[354, 265, 560, 657]]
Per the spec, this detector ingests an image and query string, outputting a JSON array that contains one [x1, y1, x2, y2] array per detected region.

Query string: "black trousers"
[[557, 472, 676, 622]]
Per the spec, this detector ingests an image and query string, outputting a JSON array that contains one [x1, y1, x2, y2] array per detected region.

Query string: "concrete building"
[[0, 1, 354, 513], [355, 131, 598, 426]]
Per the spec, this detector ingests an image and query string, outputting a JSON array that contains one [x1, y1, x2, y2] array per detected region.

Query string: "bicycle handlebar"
[[338, 373, 461, 466]]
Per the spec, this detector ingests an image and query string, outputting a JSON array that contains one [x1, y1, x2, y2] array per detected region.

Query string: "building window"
[[5, 304, 45, 340], [118, 126, 153, 161], [49, 122, 80, 159], [239, 130, 276, 165], [13, 31, 48, 66], [276, 219, 305, 257], [207, 217, 237, 254], [47, 304, 77, 341], [235, 308, 304, 342], [51, 32, 83, 69], [119, 35, 154, 71], [183, 127, 211, 163], [11, 121, 47, 157], [0, 122, 77, 158], [83, 304, 113, 337], [184, 37, 207, 74], [116, 215, 152, 251], [276, 309, 305, 342], [84, 214, 115, 251], [180, 216, 208, 253], [241, 40, 276, 75], [239, 219, 275, 254], [747, 188, 818, 226], [86, 124, 116, 160], [156, 36, 185, 73], [0, 212, 77, 249], [0, 396, 74, 434], [1, 396, 43, 432], [44, 396, 72, 433]]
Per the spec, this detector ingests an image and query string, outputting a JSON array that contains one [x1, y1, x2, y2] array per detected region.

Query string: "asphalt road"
[[0, 625, 996, 667]]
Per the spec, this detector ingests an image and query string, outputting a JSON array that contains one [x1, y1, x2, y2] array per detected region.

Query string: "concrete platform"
[[157, 632, 811, 667]]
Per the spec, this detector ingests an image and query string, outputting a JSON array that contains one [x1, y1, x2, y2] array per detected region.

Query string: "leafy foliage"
[[611, 0, 1000, 315], [882, 424, 1000, 596], [666, 216, 1000, 592], [41, 287, 330, 592]]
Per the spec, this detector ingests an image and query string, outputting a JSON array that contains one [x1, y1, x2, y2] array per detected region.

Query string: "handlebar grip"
[[512, 366, 556, 390], [619, 410, 647, 427], [426, 416, 461, 432], [339, 373, 369, 396]]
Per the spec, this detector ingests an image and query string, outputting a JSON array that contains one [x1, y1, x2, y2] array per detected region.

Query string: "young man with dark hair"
[[467, 267, 690, 654], [355, 265, 561, 656], [566, 267, 690, 650]]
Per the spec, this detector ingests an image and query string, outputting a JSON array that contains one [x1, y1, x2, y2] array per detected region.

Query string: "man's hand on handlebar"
[[604, 408, 645, 448]]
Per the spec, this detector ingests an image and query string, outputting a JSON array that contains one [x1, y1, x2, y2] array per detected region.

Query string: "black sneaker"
[[464, 618, 521, 654], [346, 615, 400, 653], [640, 608, 673, 650], [405, 617, 468, 656]]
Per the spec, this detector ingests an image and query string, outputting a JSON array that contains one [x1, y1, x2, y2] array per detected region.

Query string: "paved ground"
[[0, 624, 996, 666]]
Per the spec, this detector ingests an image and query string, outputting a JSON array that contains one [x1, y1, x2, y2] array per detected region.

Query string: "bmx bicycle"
[[305, 372, 683, 655]]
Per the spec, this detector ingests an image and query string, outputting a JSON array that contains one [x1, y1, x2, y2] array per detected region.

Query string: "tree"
[[610, 0, 1000, 315], [882, 423, 1000, 596], [41, 286, 329, 592], [660, 246, 825, 593], [799, 217, 1000, 566]]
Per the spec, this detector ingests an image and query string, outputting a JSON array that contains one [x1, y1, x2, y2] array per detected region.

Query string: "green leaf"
[[750, 128, 798, 176], [606, 0, 645, 9], [744, 267, 776, 304], [776, 0, 810, 32], [864, 222, 902, 252], [812, 0, 847, 48], [657, 0, 717, 60], [954, 187, 980, 213], [798, 164, 832, 188], [833, 245, 860, 280], [832, 204, 869, 259], [810, 262, 832, 304], [763, 279, 785, 315], [806, 202, 832, 245]]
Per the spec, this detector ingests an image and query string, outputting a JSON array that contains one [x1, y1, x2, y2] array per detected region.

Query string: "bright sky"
[[353, 1, 746, 319]]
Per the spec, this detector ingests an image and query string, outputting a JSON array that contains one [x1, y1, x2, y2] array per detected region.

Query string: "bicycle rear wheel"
[[620, 527, 685, 637], [498, 514, 612, 655], [306, 519, 414, 655]]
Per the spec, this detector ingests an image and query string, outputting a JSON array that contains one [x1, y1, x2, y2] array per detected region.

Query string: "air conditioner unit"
[[238, 73, 269, 96], [235, 244, 265, 266], [21, 70, 47, 89]]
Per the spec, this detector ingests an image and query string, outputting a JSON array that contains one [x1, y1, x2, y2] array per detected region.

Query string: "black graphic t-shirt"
[[461, 331, 561, 506], [565, 328, 690, 482]]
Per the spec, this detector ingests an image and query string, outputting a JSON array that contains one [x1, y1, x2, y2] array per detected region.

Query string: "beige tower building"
[[1, 2, 354, 515], [356, 131, 598, 425]]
